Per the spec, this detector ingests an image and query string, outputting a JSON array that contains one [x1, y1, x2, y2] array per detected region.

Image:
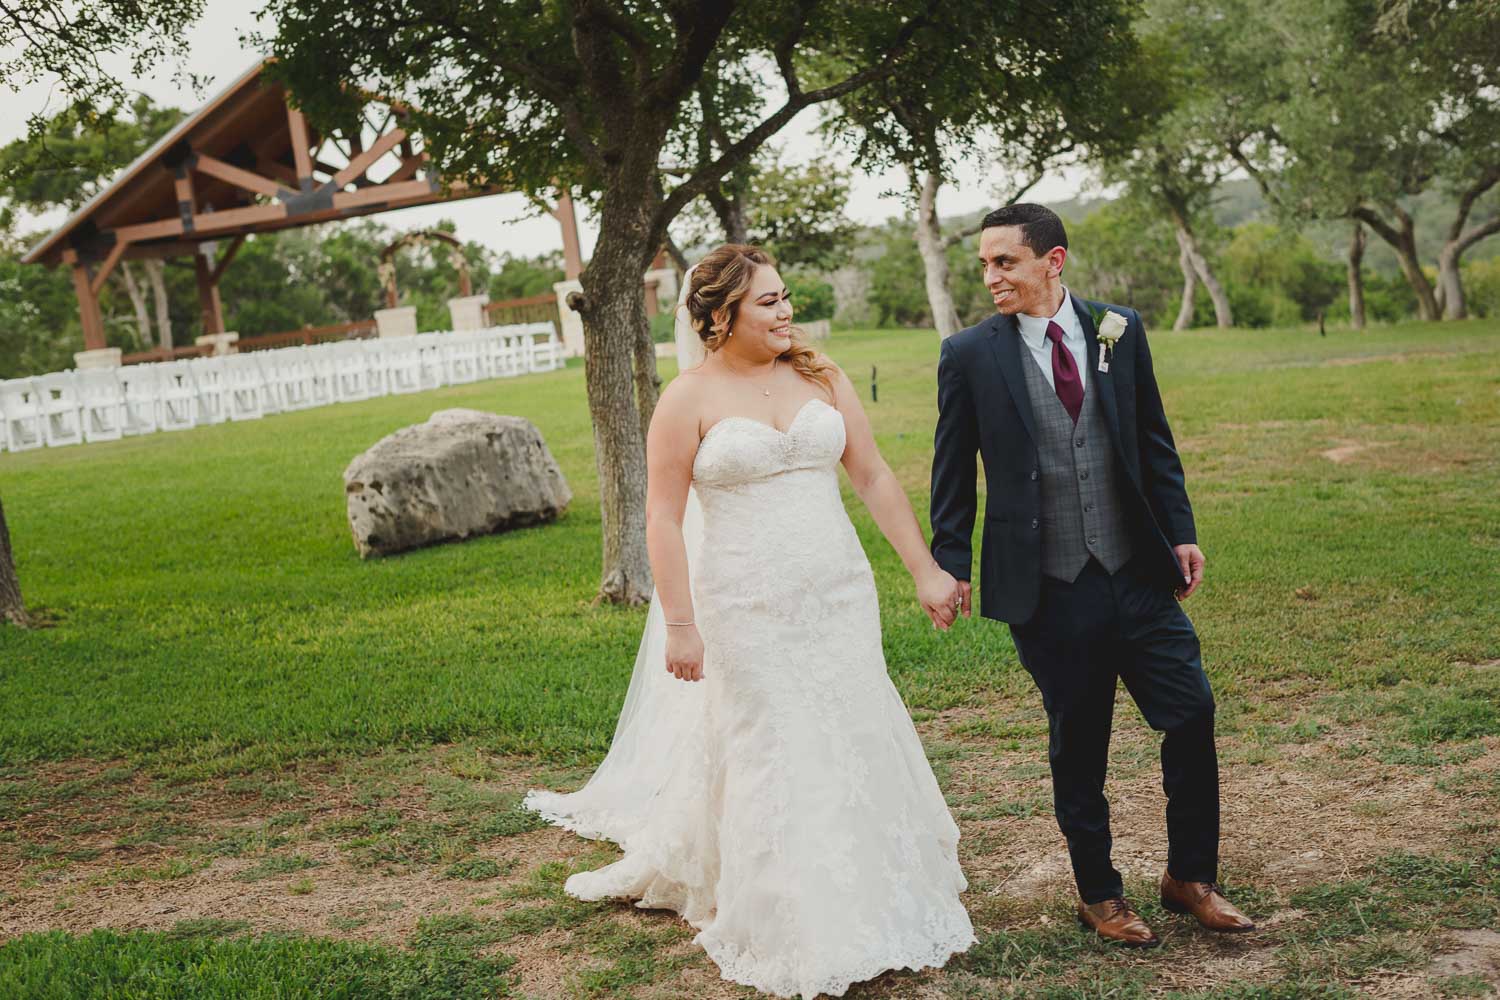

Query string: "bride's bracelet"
[[665, 619, 695, 627]]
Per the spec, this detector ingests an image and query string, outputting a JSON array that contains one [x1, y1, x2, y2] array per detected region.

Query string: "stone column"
[[644, 267, 678, 314], [73, 348, 124, 369], [375, 306, 419, 339], [193, 332, 240, 356], [553, 279, 584, 357], [447, 294, 490, 331]]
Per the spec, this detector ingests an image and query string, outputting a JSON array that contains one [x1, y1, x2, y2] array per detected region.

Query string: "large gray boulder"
[[343, 409, 572, 558]]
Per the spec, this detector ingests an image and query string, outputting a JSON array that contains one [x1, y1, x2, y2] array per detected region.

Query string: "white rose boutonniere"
[[1091, 308, 1128, 373]]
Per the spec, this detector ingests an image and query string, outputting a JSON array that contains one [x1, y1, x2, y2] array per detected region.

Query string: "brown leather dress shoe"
[[1077, 897, 1160, 948], [1160, 873, 1256, 932]]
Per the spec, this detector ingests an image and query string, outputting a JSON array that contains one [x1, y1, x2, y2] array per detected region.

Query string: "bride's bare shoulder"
[[654, 372, 714, 430]]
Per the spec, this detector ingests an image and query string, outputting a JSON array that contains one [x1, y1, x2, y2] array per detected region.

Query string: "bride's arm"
[[646, 382, 707, 680], [830, 365, 961, 630]]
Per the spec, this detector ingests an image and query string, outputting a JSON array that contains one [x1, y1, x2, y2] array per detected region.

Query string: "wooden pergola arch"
[[22, 59, 584, 353], [380, 230, 472, 309]]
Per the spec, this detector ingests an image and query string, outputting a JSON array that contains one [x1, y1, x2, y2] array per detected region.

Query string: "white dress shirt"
[[1015, 288, 1088, 394]]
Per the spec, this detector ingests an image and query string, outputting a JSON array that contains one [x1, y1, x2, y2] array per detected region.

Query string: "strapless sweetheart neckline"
[[700, 396, 831, 444]]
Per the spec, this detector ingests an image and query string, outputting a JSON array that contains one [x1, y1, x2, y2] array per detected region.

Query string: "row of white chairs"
[[0, 323, 565, 452]]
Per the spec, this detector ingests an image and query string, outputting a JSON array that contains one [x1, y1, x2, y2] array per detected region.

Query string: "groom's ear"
[[1046, 246, 1068, 278]]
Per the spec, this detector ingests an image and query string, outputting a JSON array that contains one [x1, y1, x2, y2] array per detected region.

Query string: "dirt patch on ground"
[[1458, 659, 1500, 673], [1321, 439, 1390, 463], [2, 702, 1496, 998], [1428, 928, 1500, 981], [1322, 353, 1417, 368]]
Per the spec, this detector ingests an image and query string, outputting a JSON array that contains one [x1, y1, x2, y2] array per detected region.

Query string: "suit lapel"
[[985, 312, 1039, 447], [1073, 296, 1124, 453]]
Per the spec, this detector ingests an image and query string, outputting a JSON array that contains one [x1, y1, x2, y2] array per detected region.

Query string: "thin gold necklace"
[[722, 355, 777, 397]]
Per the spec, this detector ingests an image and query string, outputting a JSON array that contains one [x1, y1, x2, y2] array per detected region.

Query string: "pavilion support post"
[[287, 107, 314, 190], [63, 249, 108, 352], [553, 189, 584, 280]]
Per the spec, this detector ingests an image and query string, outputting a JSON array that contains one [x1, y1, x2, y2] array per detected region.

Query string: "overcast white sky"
[[4, 0, 1090, 260]]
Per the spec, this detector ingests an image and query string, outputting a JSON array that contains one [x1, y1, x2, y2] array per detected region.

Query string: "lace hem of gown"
[[700, 922, 977, 999]]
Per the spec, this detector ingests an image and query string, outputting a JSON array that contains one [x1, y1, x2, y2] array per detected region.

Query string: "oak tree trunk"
[[1435, 223, 1500, 320], [0, 495, 29, 628], [146, 259, 173, 352], [1347, 221, 1366, 330], [1173, 242, 1197, 331], [1172, 218, 1232, 328], [578, 197, 660, 605], [913, 170, 962, 339], [1358, 208, 1440, 321], [1393, 234, 1440, 322], [118, 260, 152, 348]]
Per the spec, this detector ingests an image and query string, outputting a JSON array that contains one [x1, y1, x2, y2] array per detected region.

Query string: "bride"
[[525, 244, 976, 998]]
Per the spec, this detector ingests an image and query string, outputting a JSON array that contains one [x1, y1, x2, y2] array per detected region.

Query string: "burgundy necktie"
[[1045, 321, 1083, 424]]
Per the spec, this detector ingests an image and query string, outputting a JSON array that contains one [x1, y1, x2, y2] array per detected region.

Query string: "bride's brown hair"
[[682, 243, 837, 397]]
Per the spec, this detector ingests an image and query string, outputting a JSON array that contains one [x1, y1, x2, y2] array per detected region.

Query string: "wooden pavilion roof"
[[22, 59, 583, 354], [23, 59, 510, 269]]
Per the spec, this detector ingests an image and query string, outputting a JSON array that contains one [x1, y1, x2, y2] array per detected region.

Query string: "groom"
[[929, 204, 1254, 947]]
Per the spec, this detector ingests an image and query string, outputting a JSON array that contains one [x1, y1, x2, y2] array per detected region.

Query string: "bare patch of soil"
[[1428, 928, 1500, 982], [1321, 439, 1389, 463]]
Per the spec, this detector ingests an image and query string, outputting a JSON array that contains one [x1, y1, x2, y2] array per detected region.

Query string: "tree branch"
[[653, 1, 939, 235], [1454, 213, 1500, 256], [1448, 164, 1500, 244], [772, 0, 823, 99], [1227, 138, 1283, 211], [1351, 204, 1404, 250], [647, 0, 738, 108]]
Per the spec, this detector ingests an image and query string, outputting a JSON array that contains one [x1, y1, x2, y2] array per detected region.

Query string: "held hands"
[[917, 564, 967, 631], [1174, 543, 1205, 600], [665, 624, 705, 682]]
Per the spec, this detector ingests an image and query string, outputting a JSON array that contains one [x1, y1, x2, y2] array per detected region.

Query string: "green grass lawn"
[[1, 319, 1498, 998]]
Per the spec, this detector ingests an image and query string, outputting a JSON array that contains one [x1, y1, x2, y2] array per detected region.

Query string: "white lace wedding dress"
[[525, 394, 975, 999]]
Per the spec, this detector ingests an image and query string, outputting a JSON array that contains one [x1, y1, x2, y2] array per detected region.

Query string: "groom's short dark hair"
[[981, 204, 1068, 258]]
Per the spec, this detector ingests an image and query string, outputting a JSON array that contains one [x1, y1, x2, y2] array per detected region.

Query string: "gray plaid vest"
[[1019, 340, 1133, 581]]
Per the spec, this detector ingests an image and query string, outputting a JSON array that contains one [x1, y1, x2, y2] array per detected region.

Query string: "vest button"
[[1030, 517, 1039, 529], [1079, 470, 1089, 481], [1075, 438, 1084, 448], [1030, 469, 1039, 481], [1085, 503, 1096, 512], [1088, 535, 1098, 546]]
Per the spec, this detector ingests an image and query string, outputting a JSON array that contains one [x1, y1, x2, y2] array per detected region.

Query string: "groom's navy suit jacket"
[[929, 295, 1196, 625]]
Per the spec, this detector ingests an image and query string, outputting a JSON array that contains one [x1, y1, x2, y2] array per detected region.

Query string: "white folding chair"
[[75, 368, 128, 443], [440, 331, 483, 385], [249, 351, 285, 414], [276, 347, 318, 411], [414, 332, 447, 390], [526, 324, 563, 372], [187, 357, 229, 425], [35, 372, 83, 447], [0, 378, 45, 452], [303, 344, 338, 405], [329, 341, 372, 402], [360, 340, 388, 397], [155, 360, 199, 432], [475, 327, 508, 379], [383, 338, 425, 395], [117, 365, 161, 436], [221, 354, 267, 421]]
